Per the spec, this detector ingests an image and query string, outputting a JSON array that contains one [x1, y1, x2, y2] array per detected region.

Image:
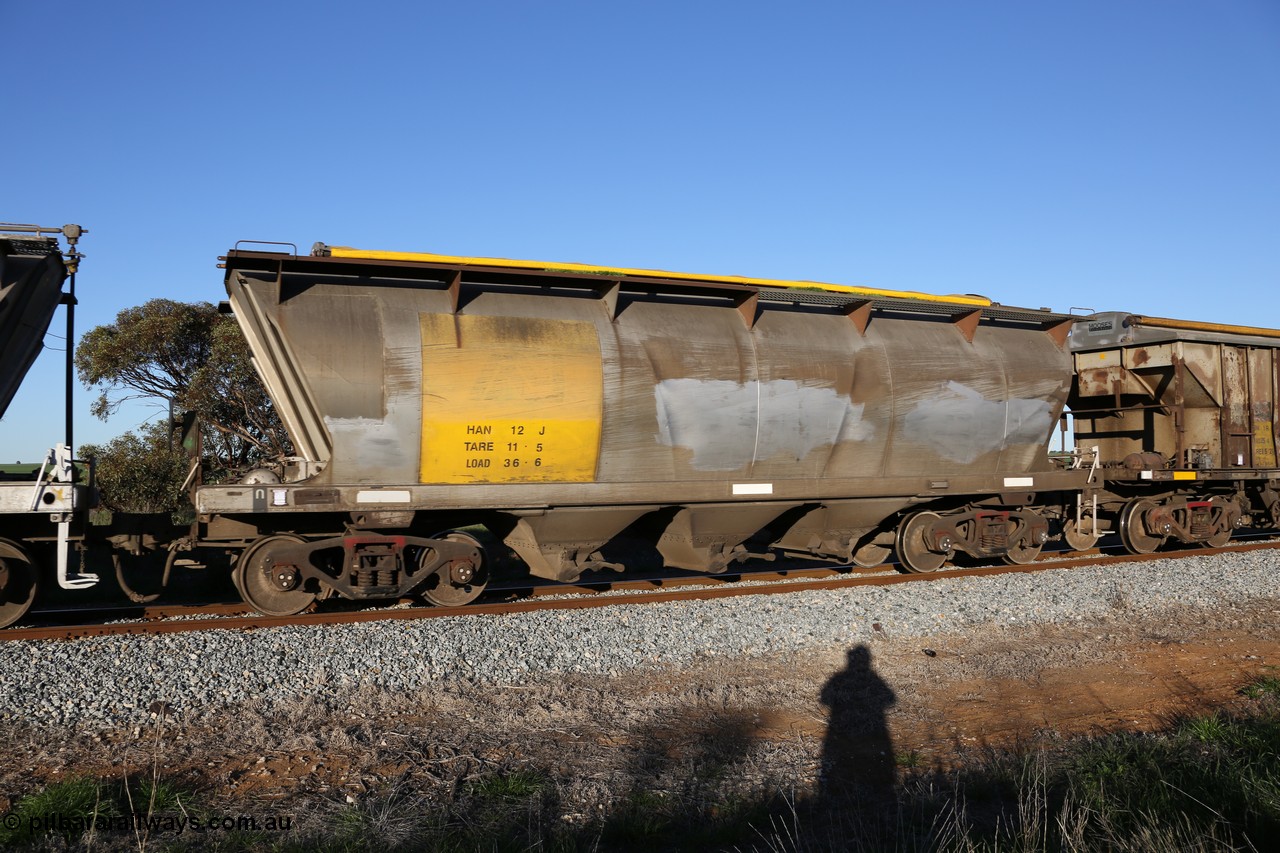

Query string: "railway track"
[[5, 537, 1278, 643]]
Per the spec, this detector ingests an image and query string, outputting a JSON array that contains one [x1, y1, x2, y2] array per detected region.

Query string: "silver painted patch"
[[654, 378, 873, 471], [325, 415, 410, 474], [732, 483, 773, 495], [356, 489, 412, 504], [901, 381, 1054, 464]]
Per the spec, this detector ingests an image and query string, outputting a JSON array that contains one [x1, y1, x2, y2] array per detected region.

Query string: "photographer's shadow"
[[818, 645, 898, 813]]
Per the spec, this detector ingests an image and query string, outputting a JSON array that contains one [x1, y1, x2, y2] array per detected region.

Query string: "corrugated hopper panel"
[[620, 299, 759, 477], [884, 321, 1068, 474], [749, 309, 873, 480]]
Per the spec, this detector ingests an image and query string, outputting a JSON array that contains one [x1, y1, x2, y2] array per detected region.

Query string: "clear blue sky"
[[4, 0, 1278, 460]]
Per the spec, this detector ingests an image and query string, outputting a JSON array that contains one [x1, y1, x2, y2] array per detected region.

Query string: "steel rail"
[[4, 539, 1278, 643]]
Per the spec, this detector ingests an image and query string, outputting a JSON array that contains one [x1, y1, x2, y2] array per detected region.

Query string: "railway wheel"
[[1203, 504, 1233, 545], [234, 534, 317, 617], [1062, 518, 1100, 552], [421, 531, 489, 606], [896, 512, 950, 573], [1118, 498, 1163, 555], [0, 539, 38, 629], [1003, 539, 1043, 565], [1205, 499, 1234, 548], [1205, 528, 1232, 548], [851, 538, 892, 569], [1003, 515, 1046, 565]]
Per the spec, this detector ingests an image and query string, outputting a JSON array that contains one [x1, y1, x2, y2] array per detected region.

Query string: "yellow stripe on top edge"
[[1133, 315, 1280, 340], [324, 246, 992, 307]]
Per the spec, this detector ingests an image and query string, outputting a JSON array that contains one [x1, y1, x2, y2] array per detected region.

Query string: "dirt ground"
[[3, 597, 1278, 831]]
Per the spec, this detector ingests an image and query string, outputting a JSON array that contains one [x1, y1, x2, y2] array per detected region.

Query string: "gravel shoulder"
[[1, 551, 1277, 842]]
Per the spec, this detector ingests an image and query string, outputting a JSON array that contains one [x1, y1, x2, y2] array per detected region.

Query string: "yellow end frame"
[[1132, 315, 1280, 340], [323, 245, 992, 308]]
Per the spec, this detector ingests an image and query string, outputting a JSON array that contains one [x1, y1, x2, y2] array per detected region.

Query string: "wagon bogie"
[[894, 504, 1051, 572], [230, 529, 487, 610], [1114, 493, 1246, 554]]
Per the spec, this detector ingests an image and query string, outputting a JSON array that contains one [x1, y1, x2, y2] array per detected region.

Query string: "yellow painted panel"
[[1173, 471, 1198, 480], [419, 313, 602, 483], [1254, 420, 1277, 468], [326, 245, 991, 307]]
